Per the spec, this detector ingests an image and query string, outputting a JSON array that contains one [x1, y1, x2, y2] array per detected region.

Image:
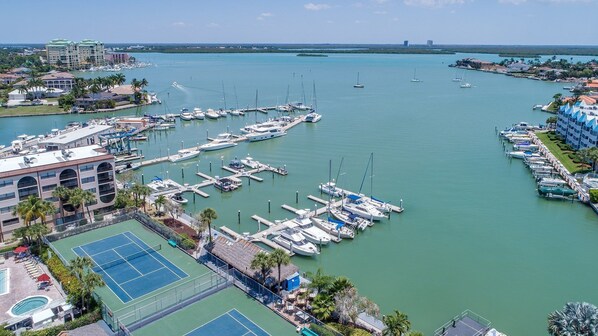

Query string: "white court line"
[[125, 232, 187, 279], [112, 248, 143, 277], [119, 266, 168, 286], [184, 312, 234, 336], [81, 233, 134, 256], [76, 246, 133, 302], [227, 310, 271, 336]]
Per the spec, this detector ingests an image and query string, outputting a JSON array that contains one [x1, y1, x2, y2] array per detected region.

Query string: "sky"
[[2, 0, 597, 45]]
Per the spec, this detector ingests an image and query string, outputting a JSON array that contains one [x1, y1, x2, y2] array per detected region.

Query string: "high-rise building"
[[78, 39, 105, 67], [46, 39, 105, 69], [427, 40, 433, 47], [403, 40, 409, 47], [46, 39, 79, 68]]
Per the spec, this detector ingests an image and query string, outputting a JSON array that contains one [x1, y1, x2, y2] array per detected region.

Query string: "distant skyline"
[[2, 0, 597, 45]]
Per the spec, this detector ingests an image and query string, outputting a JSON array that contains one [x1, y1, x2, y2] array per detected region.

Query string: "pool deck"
[[0, 255, 66, 324]]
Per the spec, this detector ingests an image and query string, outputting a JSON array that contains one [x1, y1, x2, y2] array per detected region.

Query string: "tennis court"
[[186, 309, 269, 336], [73, 231, 188, 303]]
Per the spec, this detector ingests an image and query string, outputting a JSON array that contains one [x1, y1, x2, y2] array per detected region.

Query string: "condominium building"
[[45, 39, 105, 69], [556, 99, 598, 150], [46, 39, 79, 69], [78, 39, 105, 67], [0, 145, 116, 242]]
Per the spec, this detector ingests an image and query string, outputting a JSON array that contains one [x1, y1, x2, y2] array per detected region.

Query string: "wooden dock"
[[250, 215, 275, 227], [219, 226, 245, 240], [281, 204, 299, 214]]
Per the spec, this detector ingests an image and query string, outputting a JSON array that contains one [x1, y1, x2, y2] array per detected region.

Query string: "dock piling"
[[296, 190, 299, 204], [268, 200, 271, 213], [141, 174, 144, 185], [209, 162, 212, 172], [238, 210, 241, 224], [193, 192, 196, 203]]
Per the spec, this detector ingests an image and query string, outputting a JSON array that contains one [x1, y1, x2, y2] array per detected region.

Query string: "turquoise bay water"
[[1, 53, 597, 334]]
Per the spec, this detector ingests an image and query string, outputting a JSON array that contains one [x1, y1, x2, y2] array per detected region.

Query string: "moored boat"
[[287, 210, 331, 245], [245, 128, 286, 142], [342, 195, 387, 221], [199, 133, 237, 151], [170, 193, 188, 204], [329, 207, 370, 230], [169, 149, 200, 163], [311, 217, 355, 239], [272, 227, 320, 256]]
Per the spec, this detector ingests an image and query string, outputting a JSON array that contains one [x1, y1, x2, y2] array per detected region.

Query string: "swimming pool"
[[9, 296, 50, 316], [0, 269, 7, 295]]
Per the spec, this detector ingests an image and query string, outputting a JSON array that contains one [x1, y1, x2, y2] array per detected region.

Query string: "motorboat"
[[169, 149, 200, 163], [508, 151, 542, 160], [205, 109, 220, 119], [245, 128, 286, 142], [180, 111, 194, 121], [214, 177, 242, 192], [537, 177, 568, 188], [229, 158, 245, 170], [115, 162, 140, 174], [342, 195, 387, 221], [217, 109, 228, 117], [272, 227, 319, 256], [199, 133, 237, 151], [290, 102, 312, 111], [193, 107, 205, 120], [318, 181, 344, 197], [538, 186, 576, 197], [130, 136, 147, 141], [240, 156, 260, 169], [170, 193, 188, 204], [231, 109, 244, 116], [287, 210, 331, 245], [460, 82, 472, 88], [304, 112, 322, 123], [513, 143, 539, 151], [311, 217, 355, 239], [240, 119, 286, 134], [329, 207, 370, 231]]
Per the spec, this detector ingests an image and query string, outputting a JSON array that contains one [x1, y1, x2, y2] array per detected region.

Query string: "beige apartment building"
[[46, 39, 105, 69], [0, 145, 116, 242]]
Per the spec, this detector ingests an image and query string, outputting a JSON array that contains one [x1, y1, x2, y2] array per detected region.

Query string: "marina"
[[1, 52, 597, 335]]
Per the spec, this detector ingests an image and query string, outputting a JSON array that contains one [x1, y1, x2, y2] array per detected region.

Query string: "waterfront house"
[[0, 145, 116, 242], [0, 74, 20, 85], [41, 71, 75, 91], [507, 62, 530, 73]]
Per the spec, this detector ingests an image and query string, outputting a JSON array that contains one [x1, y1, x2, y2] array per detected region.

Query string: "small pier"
[[250, 215, 275, 227], [219, 226, 245, 240]]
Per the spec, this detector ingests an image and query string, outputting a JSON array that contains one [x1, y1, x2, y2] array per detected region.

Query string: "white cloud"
[[372, 0, 390, 3], [171, 21, 186, 27], [403, 0, 466, 7], [374, 10, 388, 14], [499, 0, 591, 4], [304, 3, 332, 10], [257, 12, 273, 20], [498, 0, 526, 4], [352, 2, 365, 7]]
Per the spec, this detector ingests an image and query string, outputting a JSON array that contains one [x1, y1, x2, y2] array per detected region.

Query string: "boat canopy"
[[152, 176, 163, 181], [347, 194, 362, 201], [327, 217, 345, 229], [371, 196, 386, 203]]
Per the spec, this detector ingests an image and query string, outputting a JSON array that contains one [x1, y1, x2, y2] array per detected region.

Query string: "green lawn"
[[0, 104, 67, 117], [535, 131, 586, 174]]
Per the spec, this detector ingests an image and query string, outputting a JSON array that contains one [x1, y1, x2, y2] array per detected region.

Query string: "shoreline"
[[0, 102, 150, 118]]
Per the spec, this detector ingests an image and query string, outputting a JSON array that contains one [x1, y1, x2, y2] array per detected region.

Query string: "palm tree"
[[154, 195, 167, 215], [52, 185, 71, 218], [26, 77, 44, 100], [80, 272, 105, 311], [548, 302, 598, 336], [269, 248, 290, 293], [69, 256, 93, 281], [330, 276, 354, 297], [305, 268, 334, 294], [383, 310, 411, 336], [114, 73, 126, 86], [13, 195, 55, 227], [78, 189, 96, 222], [311, 294, 335, 321], [250, 251, 273, 284], [28, 223, 50, 252], [138, 185, 151, 213], [193, 212, 209, 238], [199, 208, 218, 242]]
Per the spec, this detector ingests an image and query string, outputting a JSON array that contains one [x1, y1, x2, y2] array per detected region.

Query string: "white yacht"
[[342, 195, 387, 221], [245, 128, 286, 142], [180, 111, 194, 121], [290, 102, 312, 111], [272, 227, 319, 256], [329, 207, 370, 230], [460, 82, 472, 88], [169, 149, 200, 163], [508, 151, 542, 160], [318, 181, 344, 197], [217, 109, 228, 117], [193, 107, 205, 120], [199, 133, 237, 151], [231, 109, 244, 116], [287, 210, 331, 245], [240, 119, 287, 134], [205, 109, 220, 119], [537, 177, 567, 188], [311, 217, 355, 239], [513, 143, 539, 151], [304, 112, 322, 123], [240, 156, 260, 169]]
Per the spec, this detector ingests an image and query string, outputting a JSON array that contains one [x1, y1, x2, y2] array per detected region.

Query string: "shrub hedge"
[[21, 309, 101, 336], [43, 252, 82, 299], [590, 189, 598, 203]]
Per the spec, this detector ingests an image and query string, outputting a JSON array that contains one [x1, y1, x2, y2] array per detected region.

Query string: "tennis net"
[[92, 244, 161, 272]]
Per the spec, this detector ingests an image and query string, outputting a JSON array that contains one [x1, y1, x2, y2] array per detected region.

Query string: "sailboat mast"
[[234, 85, 239, 109], [370, 153, 374, 198], [255, 89, 258, 123], [313, 81, 317, 111], [222, 81, 227, 110], [358, 154, 371, 194]]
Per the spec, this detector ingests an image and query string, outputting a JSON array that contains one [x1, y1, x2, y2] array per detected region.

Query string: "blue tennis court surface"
[[73, 231, 188, 303], [186, 309, 270, 336]]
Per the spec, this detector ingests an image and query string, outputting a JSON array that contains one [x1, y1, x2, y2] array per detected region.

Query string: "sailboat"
[[305, 82, 322, 123], [353, 72, 364, 88], [411, 69, 421, 83]]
